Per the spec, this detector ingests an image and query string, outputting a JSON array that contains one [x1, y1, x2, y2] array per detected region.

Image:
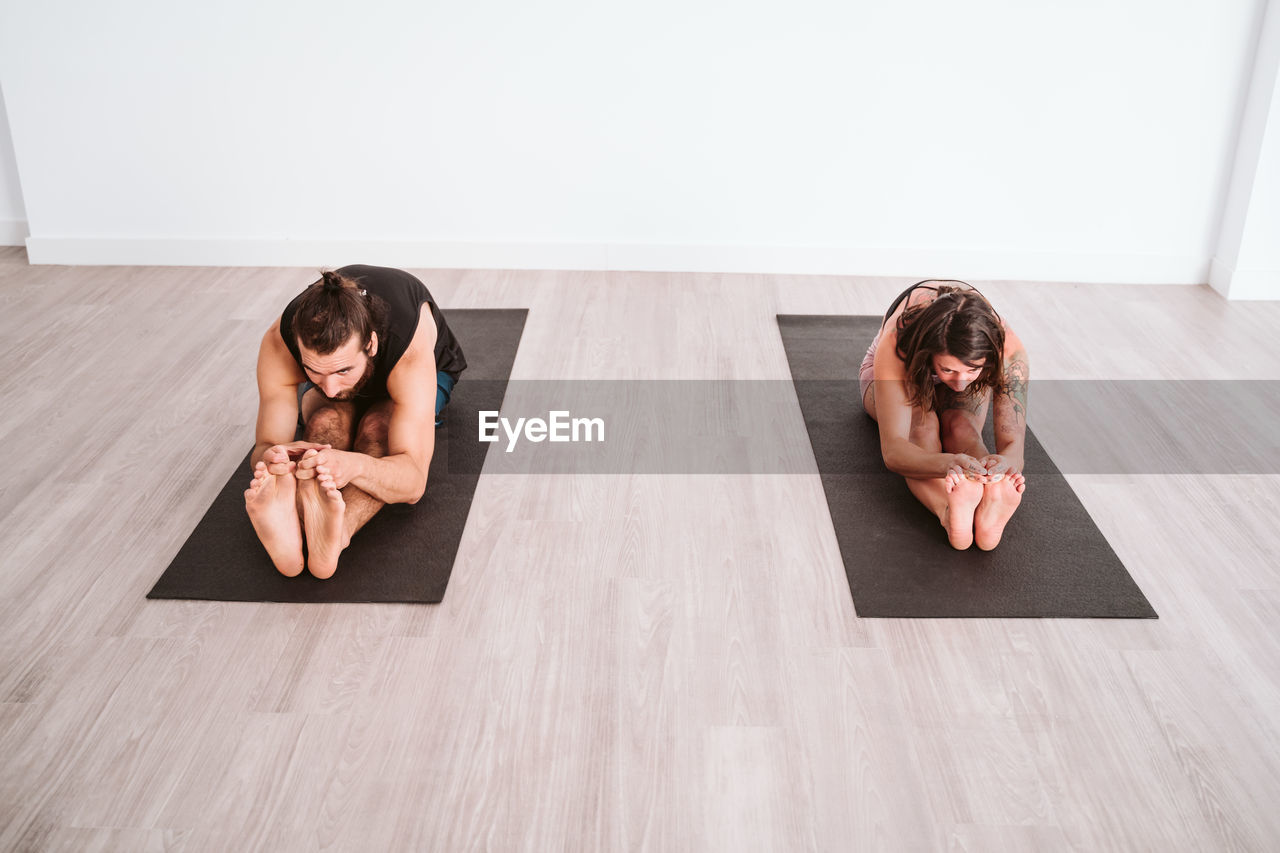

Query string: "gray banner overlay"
[[443, 380, 1280, 475]]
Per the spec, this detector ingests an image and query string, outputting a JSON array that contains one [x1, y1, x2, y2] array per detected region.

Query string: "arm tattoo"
[[995, 350, 1029, 437]]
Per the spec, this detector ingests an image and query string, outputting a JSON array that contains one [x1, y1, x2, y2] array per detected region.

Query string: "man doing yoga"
[[245, 265, 466, 578], [861, 280, 1029, 550]]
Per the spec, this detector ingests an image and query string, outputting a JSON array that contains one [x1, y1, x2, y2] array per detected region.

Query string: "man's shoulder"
[[384, 336, 437, 412], [261, 315, 289, 355], [397, 312, 439, 366], [257, 319, 304, 384], [385, 313, 439, 395]]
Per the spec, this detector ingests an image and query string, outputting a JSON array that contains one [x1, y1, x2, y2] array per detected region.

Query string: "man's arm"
[[991, 329, 1029, 472], [351, 354, 436, 504], [252, 320, 311, 470]]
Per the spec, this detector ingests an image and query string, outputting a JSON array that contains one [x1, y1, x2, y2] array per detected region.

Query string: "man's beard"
[[323, 362, 374, 401]]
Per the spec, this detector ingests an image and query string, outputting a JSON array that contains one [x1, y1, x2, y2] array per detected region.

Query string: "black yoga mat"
[[777, 314, 1156, 618], [148, 309, 527, 604]]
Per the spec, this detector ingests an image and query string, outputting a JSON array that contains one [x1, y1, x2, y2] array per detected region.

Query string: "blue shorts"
[[297, 370, 458, 430], [434, 371, 456, 426]]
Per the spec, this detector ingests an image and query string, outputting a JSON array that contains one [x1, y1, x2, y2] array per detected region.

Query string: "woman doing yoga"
[[860, 280, 1029, 550]]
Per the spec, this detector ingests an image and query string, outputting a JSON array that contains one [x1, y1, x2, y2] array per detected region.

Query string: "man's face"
[[298, 332, 377, 401]]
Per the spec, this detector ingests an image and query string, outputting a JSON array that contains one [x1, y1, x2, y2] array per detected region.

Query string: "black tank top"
[[881, 280, 981, 329], [279, 265, 467, 403]]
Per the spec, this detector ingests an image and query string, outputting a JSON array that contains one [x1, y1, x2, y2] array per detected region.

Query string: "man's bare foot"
[[941, 471, 985, 550], [245, 462, 305, 577], [974, 472, 1026, 551], [298, 472, 347, 579]]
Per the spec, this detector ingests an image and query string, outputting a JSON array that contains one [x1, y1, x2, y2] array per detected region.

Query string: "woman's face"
[[932, 352, 986, 392]]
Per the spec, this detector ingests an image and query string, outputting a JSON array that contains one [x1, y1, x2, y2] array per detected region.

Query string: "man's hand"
[[978, 453, 1022, 483], [261, 441, 331, 475], [295, 447, 364, 488]]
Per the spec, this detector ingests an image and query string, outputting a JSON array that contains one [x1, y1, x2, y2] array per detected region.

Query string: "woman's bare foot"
[[298, 472, 347, 579], [941, 471, 985, 550], [974, 472, 1026, 551], [244, 462, 305, 577]]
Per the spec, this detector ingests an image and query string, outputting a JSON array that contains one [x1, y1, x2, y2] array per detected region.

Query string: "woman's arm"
[[873, 329, 988, 480], [991, 329, 1029, 472]]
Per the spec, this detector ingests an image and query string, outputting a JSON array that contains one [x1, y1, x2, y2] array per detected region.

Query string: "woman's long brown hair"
[[894, 282, 1005, 412]]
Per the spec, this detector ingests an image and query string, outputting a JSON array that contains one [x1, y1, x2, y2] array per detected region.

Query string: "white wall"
[[0, 85, 28, 245], [0, 0, 1267, 287]]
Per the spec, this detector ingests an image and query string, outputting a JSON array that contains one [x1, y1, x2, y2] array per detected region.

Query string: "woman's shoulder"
[[873, 324, 906, 378], [1002, 322, 1026, 355], [878, 321, 900, 349]]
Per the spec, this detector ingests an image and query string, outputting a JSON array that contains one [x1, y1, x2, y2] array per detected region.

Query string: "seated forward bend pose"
[[245, 265, 467, 578], [860, 279, 1029, 550]]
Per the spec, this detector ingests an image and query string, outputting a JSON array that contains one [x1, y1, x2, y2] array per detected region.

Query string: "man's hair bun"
[[321, 271, 345, 294]]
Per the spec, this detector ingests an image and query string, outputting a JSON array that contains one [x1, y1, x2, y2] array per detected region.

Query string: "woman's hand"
[[947, 453, 990, 483], [978, 454, 1022, 483]]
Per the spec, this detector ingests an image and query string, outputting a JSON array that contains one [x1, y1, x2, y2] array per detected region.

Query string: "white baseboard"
[[0, 219, 28, 246], [24, 236, 1212, 285], [1209, 256, 1280, 299]]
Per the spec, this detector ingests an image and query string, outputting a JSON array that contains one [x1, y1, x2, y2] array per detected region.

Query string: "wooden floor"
[[2, 246, 1279, 851]]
